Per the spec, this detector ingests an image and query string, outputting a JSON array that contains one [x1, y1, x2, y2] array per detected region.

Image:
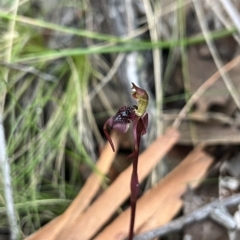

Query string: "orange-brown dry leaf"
[[26, 132, 120, 240], [137, 147, 213, 233], [54, 127, 180, 240], [95, 146, 213, 240]]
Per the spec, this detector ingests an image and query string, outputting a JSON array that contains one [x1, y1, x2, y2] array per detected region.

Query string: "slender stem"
[[128, 118, 143, 240], [129, 156, 139, 240]]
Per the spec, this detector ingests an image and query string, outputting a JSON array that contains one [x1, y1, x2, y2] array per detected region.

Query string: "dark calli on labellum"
[[103, 83, 149, 240]]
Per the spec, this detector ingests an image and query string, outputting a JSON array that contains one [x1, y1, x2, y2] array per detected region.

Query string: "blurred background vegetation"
[[0, 0, 240, 239]]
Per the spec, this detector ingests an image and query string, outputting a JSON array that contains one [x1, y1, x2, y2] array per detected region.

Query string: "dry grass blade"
[[95, 146, 213, 239], [207, 0, 240, 44], [49, 127, 179, 240], [0, 61, 57, 82], [88, 53, 126, 101], [193, 0, 240, 110], [0, 116, 19, 239], [143, 0, 163, 137], [1, 1, 20, 239], [219, 0, 240, 32], [25, 132, 120, 240]]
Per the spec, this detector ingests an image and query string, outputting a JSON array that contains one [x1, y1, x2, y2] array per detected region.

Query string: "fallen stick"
[[134, 193, 240, 240]]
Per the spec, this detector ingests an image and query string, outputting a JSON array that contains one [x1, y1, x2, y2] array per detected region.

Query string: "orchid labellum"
[[103, 83, 149, 240]]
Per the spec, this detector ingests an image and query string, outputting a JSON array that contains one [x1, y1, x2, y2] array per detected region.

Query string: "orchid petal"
[[103, 118, 115, 152], [112, 123, 130, 133]]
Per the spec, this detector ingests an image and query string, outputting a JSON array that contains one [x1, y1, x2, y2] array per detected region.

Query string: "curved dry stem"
[[172, 55, 240, 129]]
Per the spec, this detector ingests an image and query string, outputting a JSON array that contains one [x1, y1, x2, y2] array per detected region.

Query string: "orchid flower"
[[103, 83, 149, 240]]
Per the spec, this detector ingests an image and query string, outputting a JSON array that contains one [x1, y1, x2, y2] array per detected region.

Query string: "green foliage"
[[0, 7, 96, 234]]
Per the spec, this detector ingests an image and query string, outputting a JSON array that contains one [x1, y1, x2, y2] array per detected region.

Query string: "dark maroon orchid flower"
[[103, 83, 149, 240]]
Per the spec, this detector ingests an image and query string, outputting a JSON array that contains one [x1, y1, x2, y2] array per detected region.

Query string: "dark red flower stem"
[[127, 118, 144, 240], [128, 155, 139, 240]]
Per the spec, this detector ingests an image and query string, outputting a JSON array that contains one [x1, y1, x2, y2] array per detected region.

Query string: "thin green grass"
[[0, 6, 97, 235]]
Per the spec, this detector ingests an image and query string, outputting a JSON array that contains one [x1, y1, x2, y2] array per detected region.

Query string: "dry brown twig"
[[133, 193, 240, 240], [0, 61, 57, 82]]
